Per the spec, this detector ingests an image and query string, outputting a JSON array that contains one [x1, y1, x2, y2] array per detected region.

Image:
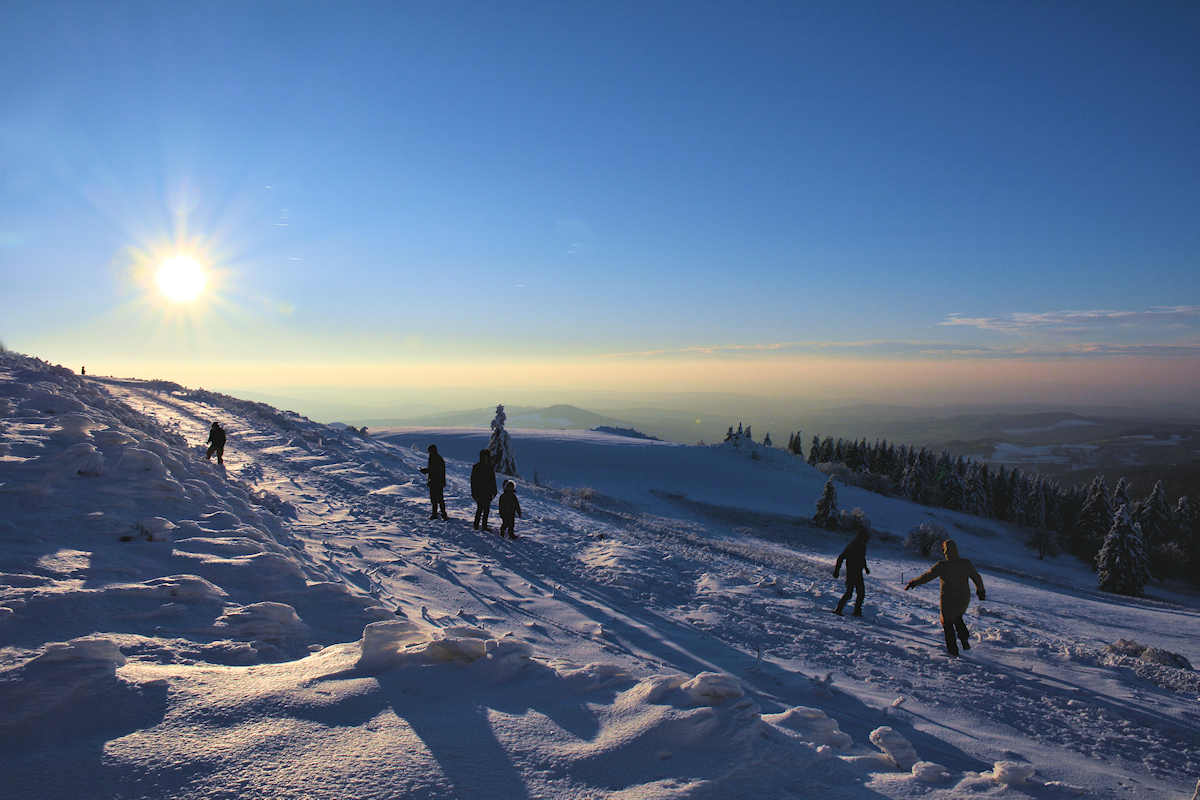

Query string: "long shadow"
[[379, 521, 990, 780], [0, 661, 170, 799]]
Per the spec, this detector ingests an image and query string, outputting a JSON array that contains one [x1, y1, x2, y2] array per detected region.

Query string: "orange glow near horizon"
[[78, 353, 1200, 409]]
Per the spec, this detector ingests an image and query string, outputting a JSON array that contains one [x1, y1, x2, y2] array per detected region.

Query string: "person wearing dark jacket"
[[498, 480, 521, 539], [205, 422, 226, 464], [833, 530, 870, 616], [471, 450, 498, 531], [419, 444, 448, 520], [905, 539, 986, 656]]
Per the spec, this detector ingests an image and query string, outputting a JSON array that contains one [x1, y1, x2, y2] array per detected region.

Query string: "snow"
[[2, 350, 1199, 799]]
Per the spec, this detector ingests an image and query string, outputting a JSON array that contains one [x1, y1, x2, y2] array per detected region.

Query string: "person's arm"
[[905, 563, 940, 591], [970, 565, 985, 600], [833, 548, 846, 578]]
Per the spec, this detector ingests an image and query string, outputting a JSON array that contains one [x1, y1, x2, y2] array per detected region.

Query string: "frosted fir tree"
[[763, 432, 772, 447], [1073, 475, 1112, 562], [488, 404, 518, 477], [1137, 480, 1172, 550], [813, 479, 840, 530], [1097, 504, 1150, 597]]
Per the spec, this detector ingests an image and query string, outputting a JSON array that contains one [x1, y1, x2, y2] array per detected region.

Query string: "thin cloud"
[[597, 338, 1200, 361], [942, 306, 1200, 332]]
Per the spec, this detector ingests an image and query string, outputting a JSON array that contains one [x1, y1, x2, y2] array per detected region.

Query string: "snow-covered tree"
[[1096, 504, 1150, 597], [807, 436, 820, 465], [762, 431, 772, 447], [813, 479, 839, 530], [1137, 480, 1172, 551], [488, 404, 518, 477], [1071, 475, 1112, 563]]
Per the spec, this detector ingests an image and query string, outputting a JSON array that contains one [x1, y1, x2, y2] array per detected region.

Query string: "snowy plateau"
[[1, 350, 1198, 800]]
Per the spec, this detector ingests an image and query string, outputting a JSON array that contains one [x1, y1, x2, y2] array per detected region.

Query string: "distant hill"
[[352, 404, 643, 434]]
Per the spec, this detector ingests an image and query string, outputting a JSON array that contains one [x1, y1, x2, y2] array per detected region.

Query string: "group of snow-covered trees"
[[786, 432, 1198, 596]]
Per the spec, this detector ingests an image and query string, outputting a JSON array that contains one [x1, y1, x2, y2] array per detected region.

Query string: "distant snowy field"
[[2, 351, 1198, 799]]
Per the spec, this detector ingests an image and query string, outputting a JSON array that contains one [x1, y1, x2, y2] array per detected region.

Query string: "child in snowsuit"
[[904, 539, 985, 656], [205, 422, 226, 464], [419, 444, 449, 520], [833, 529, 870, 616], [498, 480, 521, 539], [471, 450, 497, 531]]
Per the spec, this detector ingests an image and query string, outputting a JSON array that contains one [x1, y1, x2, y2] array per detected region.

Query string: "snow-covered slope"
[[2, 351, 1197, 799]]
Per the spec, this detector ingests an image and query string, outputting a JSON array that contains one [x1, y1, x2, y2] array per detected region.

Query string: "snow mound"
[[762, 706, 854, 749], [985, 760, 1036, 785], [211, 602, 307, 644], [357, 620, 535, 676], [910, 761, 952, 782], [870, 726, 919, 770]]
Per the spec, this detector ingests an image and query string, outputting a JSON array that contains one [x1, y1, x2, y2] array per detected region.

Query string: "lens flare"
[[155, 255, 208, 302]]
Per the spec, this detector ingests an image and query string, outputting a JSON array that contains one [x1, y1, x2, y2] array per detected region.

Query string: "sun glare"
[[155, 255, 208, 302]]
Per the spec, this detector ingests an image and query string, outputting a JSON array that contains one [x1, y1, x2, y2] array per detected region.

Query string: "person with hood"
[[833, 529, 870, 616], [205, 421, 226, 464], [905, 539, 986, 656], [498, 480, 521, 539], [419, 444, 448, 520], [471, 449, 497, 531]]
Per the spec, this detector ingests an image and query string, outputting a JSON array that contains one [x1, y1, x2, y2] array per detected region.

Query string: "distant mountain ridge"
[[352, 403, 641, 433]]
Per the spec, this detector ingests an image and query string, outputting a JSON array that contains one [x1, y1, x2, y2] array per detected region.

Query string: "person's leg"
[[429, 488, 439, 519], [835, 581, 853, 614], [851, 573, 865, 615], [474, 502, 483, 529], [217, 443, 224, 464], [943, 620, 959, 656], [953, 618, 971, 650], [436, 488, 447, 519]]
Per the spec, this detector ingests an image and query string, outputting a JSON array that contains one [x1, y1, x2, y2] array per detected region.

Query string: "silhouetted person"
[[205, 421, 226, 464], [833, 529, 870, 616], [471, 449, 497, 531], [498, 480, 521, 539], [80, 366, 85, 375], [905, 539, 985, 657], [419, 444, 448, 520]]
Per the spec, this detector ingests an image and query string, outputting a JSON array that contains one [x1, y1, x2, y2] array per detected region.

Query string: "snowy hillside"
[[1, 351, 1198, 799]]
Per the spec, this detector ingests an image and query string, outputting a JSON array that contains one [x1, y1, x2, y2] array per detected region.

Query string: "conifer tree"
[[488, 404, 518, 477], [1111, 478, 1133, 518], [1072, 475, 1112, 563], [807, 436, 820, 465], [762, 431, 772, 447], [1137, 480, 1172, 551], [1097, 504, 1150, 597], [813, 479, 839, 530]]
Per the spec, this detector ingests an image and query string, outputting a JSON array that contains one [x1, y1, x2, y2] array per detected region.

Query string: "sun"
[[155, 255, 208, 302]]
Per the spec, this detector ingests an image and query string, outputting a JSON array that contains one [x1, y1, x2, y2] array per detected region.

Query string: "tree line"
[[781, 431, 1199, 596]]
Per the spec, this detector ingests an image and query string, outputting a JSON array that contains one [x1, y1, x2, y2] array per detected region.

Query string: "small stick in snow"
[[746, 643, 763, 672]]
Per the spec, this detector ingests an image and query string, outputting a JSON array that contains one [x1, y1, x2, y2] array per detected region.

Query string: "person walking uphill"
[[833, 530, 870, 616], [205, 422, 226, 464], [471, 450, 497, 531], [905, 539, 985, 656], [419, 444, 449, 521]]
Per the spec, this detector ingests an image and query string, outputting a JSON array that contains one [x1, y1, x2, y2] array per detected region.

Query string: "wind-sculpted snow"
[[2, 350, 1199, 798]]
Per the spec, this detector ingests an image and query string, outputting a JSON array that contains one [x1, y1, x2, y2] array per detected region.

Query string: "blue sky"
[[2, 1, 1198, 408]]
